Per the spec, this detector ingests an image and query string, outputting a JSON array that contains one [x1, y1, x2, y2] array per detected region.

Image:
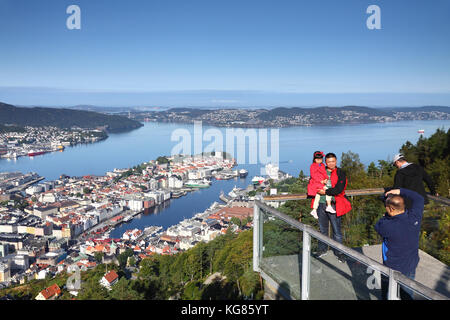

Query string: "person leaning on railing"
[[375, 188, 424, 300], [392, 153, 439, 204]]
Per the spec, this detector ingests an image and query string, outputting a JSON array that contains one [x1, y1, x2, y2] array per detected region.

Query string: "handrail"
[[262, 188, 385, 201], [254, 199, 449, 300], [428, 194, 450, 206], [263, 188, 450, 206], [256, 200, 391, 275]]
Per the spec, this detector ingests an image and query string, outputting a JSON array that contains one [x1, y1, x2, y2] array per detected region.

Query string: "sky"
[[0, 0, 449, 107]]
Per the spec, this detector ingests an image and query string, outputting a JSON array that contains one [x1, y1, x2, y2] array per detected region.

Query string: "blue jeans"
[[316, 203, 343, 254], [381, 270, 416, 300], [400, 270, 416, 299]]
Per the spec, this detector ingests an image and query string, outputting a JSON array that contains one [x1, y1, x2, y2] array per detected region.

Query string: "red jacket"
[[310, 167, 352, 217], [307, 162, 328, 196]]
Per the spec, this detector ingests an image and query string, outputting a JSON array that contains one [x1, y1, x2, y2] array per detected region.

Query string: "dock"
[[9, 177, 45, 192]]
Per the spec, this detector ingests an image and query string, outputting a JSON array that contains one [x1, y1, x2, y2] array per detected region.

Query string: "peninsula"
[[131, 106, 450, 128]]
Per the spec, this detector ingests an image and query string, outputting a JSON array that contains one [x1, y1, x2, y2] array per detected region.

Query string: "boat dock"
[[9, 177, 45, 192]]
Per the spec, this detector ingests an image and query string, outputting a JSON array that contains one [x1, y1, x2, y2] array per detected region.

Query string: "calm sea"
[[1, 120, 448, 237]]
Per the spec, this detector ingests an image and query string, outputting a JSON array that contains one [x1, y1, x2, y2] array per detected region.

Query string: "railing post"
[[388, 269, 400, 300], [253, 199, 262, 272], [302, 230, 311, 300]]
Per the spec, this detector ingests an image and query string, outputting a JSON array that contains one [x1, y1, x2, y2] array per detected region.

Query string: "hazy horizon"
[[2, 89, 450, 109], [1, 1, 449, 107]]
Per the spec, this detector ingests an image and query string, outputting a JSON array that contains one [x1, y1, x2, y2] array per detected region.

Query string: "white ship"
[[184, 179, 211, 188], [251, 176, 265, 185], [239, 169, 248, 177]]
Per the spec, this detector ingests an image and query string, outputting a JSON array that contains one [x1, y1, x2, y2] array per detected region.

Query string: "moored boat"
[[28, 149, 46, 156], [184, 179, 211, 188], [239, 169, 248, 178], [251, 176, 265, 185]]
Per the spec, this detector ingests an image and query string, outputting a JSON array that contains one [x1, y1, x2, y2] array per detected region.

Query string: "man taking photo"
[[375, 188, 424, 299]]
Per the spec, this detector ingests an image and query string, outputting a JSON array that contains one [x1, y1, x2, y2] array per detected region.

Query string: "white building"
[[0, 261, 11, 282], [99, 270, 119, 291], [129, 199, 144, 212], [265, 163, 279, 180], [0, 224, 17, 234], [37, 269, 48, 280], [25, 185, 43, 196], [39, 192, 57, 203], [179, 225, 201, 237], [168, 176, 183, 189], [145, 191, 164, 204]]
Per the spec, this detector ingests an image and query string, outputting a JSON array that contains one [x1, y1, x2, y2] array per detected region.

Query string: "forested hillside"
[[0, 102, 143, 133]]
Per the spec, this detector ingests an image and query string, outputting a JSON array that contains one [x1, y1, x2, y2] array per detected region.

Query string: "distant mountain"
[[256, 106, 393, 121], [382, 106, 450, 113], [138, 105, 450, 128], [0, 102, 143, 132]]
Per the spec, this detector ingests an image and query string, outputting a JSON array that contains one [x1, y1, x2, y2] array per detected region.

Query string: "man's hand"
[[385, 189, 400, 197], [317, 189, 326, 195]]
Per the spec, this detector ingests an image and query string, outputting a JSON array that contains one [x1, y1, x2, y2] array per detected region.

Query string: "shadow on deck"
[[262, 244, 449, 300]]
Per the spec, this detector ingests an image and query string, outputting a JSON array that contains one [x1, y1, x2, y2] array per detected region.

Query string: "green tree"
[[139, 257, 160, 278], [77, 277, 109, 300], [109, 278, 143, 300], [230, 217, 242, 228], [118, 249, 134, 269], [367, 162, 379, 178], [156, 156, 169, 164], [181, 280, 203, 300], [94, 252, 104, 263], [128, 256, 136, 267]]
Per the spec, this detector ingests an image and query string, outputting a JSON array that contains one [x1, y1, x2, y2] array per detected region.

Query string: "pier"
[[9, 177, 45, 192]]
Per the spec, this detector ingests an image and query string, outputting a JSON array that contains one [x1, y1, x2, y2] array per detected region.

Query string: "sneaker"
[[326, 205, 336, 214], [335, 253, 346, 263], [310, 209, 318, 219], [313, 250, 328, 259]]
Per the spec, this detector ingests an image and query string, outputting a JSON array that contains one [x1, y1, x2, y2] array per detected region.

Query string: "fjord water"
[[1, 120, 448, 237]]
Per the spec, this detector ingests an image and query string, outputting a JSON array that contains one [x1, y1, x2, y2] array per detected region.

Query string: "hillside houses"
[[35, 283, 61, 300], [0, 154, 242, 291], [99, 270, 119, 290]]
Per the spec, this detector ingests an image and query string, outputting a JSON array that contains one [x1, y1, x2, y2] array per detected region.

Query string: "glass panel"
[[309, 238, 387, 300], [260, 210, 303, 300], [397, 281, 430, 300]]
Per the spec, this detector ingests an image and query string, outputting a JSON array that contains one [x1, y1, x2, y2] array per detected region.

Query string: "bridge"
[[253, 189, 449, 300]]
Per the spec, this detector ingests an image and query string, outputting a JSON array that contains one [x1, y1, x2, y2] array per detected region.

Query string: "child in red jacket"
[[307, 151, 336, 219]]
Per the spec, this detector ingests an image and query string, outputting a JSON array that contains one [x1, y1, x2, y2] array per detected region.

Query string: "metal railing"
[[253, 194, 449, 300]]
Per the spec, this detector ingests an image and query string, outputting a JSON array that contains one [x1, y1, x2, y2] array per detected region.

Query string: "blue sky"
[[0, 0, 449, 107]]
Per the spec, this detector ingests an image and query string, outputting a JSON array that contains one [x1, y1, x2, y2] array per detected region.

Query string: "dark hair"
[[325, 152, 337, 159], [313, 151, 324, 163], [385, 194, 405, 211]]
